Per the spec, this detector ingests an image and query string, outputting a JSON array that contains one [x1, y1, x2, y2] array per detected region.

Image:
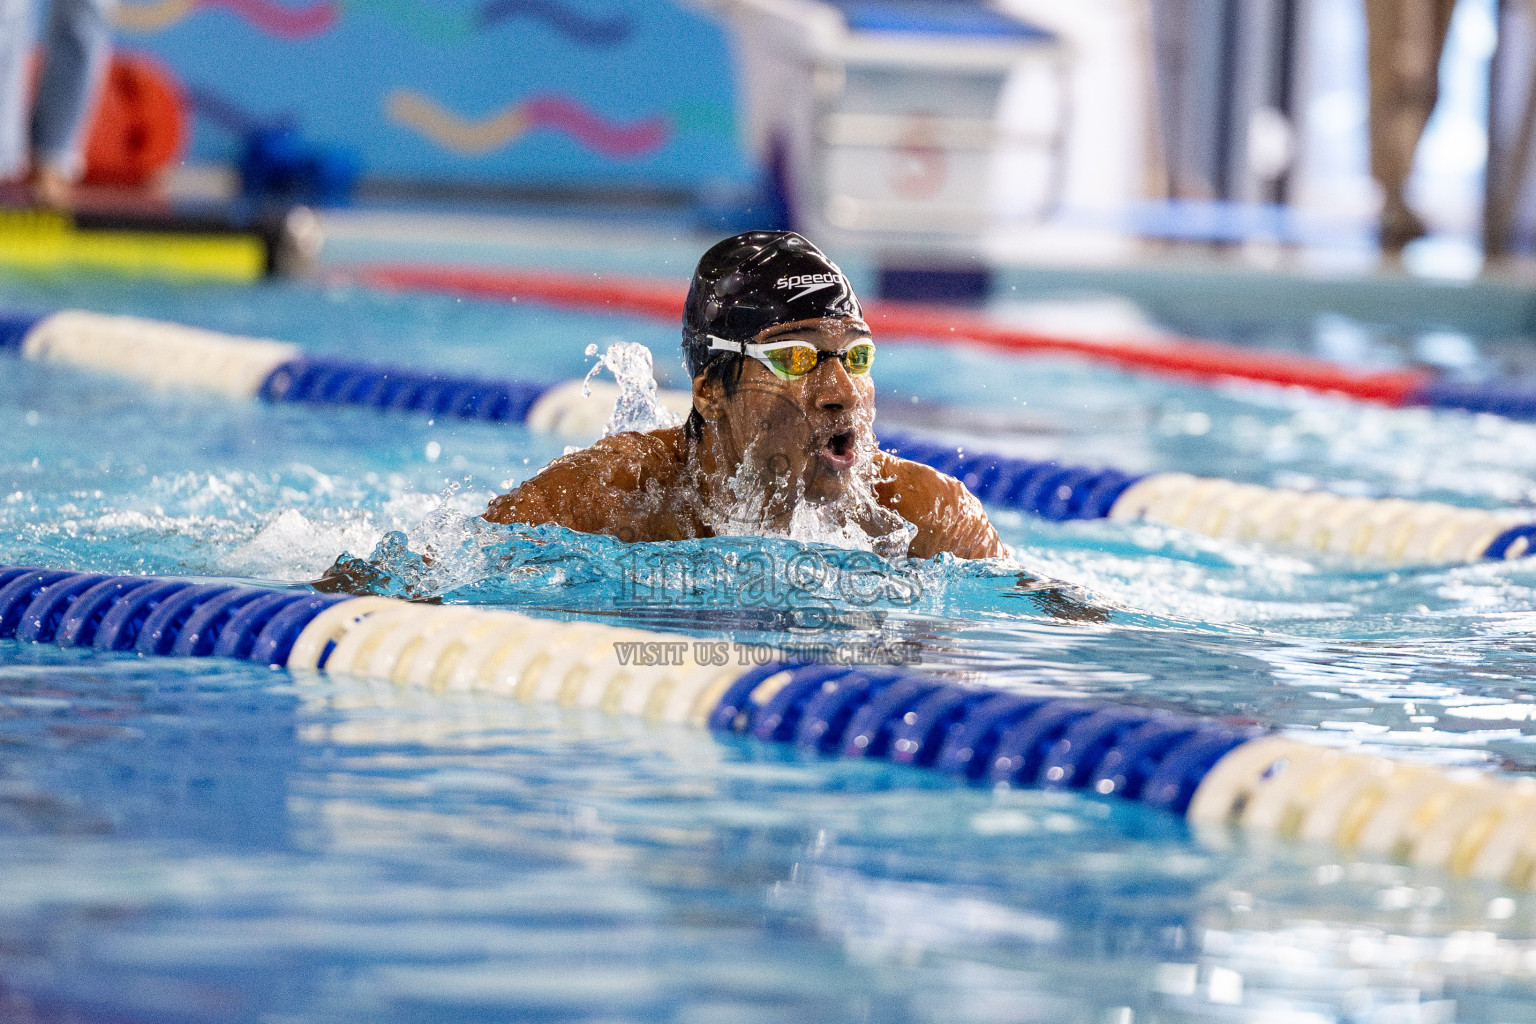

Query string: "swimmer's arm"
[[482, 454, 609, 533], [314, 433, 682, 595], [874, 455, 1004, 560], [482, 430, 681, 539]]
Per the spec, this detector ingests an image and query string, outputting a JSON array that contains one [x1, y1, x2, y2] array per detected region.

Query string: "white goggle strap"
[[707, 335, 747, 355], [709, 336, 817, 358]]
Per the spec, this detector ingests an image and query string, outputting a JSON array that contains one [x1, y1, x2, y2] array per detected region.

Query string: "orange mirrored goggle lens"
[[762, 341, 875, 379]]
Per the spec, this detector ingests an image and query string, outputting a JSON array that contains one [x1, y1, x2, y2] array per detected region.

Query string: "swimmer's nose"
[[811, 352, 861, 412]]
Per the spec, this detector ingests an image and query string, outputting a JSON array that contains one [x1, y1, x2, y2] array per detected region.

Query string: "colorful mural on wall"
[[115, 0, 637, 45], [110, 0, 748, 191]]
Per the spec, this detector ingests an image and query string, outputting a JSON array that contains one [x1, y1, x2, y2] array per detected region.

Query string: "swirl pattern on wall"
[[114, 0, 632, 44], [115, 0, 335, 37], [386, 90, 667, 157]]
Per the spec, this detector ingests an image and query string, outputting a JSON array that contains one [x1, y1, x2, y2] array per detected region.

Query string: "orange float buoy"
[[80, 53, 186, 187]]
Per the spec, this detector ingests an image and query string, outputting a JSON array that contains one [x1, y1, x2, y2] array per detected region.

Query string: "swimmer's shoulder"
[[873, 451, 1004, 559], [560, 426, 688, 489], [871, 451, 971, 515], [483, 426, 687, 527]]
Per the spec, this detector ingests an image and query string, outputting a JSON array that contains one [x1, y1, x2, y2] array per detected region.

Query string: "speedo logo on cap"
[[774, 273, 844, 302]]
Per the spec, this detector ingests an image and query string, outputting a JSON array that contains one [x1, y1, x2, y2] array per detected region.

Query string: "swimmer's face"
[[693, 317, 875, 508]]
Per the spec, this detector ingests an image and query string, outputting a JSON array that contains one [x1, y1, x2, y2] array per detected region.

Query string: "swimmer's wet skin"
[[317, 232, 1002, 597]]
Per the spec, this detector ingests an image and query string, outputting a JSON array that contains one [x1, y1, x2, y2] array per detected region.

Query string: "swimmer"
[[316, 231, 1004, 596], [491, 231, 1001, 557]]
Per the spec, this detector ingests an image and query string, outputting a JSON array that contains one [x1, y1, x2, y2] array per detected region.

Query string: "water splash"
[[704, 427, 916, 559], [225, 507, 383, 581], [330, 513, 524, 601], [583, 339, 682, 437], [320, 515, 1079, 636]]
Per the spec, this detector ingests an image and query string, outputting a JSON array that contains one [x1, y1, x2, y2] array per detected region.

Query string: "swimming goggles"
[[708, 335, 875, 381]]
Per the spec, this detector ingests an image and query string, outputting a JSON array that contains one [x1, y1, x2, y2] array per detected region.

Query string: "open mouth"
[[820, 430, 858, 470]]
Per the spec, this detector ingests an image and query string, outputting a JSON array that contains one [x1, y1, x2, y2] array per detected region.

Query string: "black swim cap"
[[682, 231, 862, 378]]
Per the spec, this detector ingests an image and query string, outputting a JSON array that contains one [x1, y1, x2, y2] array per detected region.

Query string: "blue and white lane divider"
[[0, 308, 680, 438], [5, 309, 1535, 566], [2, 561, 1536, 887], [876, 433, 1536, 566]]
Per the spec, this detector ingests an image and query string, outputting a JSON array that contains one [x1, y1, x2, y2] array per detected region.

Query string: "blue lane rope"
[[874, 432, 1536, 564], [1485, 523, 1536, 560], [0, 562, 1259, 819], [700, 658, 1257, 816], [4, 561, 1536, 886], [0, 565, 350, 661], [258, 357, 551, 424], [0, 311, 42, 352], [1410, 378, 1536, 421], [875, 432, 1143, 522]]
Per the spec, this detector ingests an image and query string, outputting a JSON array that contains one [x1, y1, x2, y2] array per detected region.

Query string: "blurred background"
[[10, 0, 1536, 296]]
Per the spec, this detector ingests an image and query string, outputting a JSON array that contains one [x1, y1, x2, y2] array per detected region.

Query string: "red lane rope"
[[356, 263, 686, 320], [863, 301, 1430, 404], [351, 263, 1432, 406]]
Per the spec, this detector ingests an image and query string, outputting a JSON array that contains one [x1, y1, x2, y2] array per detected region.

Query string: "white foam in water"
[[225, 508, 384, 581]]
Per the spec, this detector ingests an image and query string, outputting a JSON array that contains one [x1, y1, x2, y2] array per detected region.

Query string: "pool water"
[[3, 256, 1536, 1022]]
